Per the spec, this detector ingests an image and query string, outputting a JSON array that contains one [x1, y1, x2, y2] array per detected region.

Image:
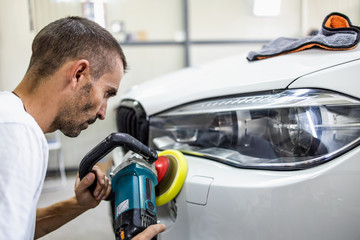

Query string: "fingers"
[[92, 165, 111, 200], [76, 172, 95, 193], [132, 224, 166, 240]]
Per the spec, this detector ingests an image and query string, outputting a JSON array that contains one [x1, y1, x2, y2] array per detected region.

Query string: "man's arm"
[[35, 196, 88, 238], [35, 166, 111, 239], [35, 165, 166, 240]]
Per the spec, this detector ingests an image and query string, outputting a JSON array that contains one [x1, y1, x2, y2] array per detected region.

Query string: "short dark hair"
[[27, 16, 127, 81]]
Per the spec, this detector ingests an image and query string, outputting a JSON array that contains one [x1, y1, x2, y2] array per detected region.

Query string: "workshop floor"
[[37, 173, 114, 240]]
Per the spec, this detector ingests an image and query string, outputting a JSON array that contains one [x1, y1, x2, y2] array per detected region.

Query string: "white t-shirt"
[[0, 91, 48, 239]]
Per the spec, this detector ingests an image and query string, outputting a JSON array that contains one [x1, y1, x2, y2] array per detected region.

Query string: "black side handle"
[[78, 132, 158, 200]]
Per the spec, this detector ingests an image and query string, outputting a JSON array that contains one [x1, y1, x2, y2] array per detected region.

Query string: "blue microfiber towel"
[[247, 12, 360, 61]]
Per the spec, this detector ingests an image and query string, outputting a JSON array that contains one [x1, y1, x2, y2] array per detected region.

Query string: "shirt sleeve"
[[0, 123, 48, 239]]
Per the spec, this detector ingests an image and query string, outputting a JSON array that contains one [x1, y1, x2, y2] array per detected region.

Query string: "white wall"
[[0, 0, 34, 91], [1, 0, 360, 168], [304, 0, 360, 32], [107, 0, 183, 41], [190, 0, 302, 40]]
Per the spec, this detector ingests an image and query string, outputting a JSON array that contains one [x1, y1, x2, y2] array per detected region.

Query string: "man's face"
[[53, 58, 123, 137]]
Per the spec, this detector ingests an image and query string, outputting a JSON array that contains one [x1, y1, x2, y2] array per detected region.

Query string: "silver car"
[[114, 46, 360, 240]]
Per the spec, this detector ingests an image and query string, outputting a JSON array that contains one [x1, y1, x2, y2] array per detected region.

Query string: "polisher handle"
[[78, 132, 158, 200]]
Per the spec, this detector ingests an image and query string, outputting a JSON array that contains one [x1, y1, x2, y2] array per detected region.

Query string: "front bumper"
[[158, 146, 360, 240]]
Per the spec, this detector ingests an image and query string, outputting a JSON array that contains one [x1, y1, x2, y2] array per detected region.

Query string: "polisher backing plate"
[[155, 150, 188, 206]]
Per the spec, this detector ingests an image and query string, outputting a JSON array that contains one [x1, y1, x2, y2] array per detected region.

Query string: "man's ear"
[[70, 59, 90, 87]]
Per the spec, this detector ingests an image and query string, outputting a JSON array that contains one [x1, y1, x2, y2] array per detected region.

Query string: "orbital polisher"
[[78, 132, 187, 240]]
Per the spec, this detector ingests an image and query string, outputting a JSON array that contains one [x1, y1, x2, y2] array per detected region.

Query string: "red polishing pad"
[[155, 156, 170, 183]]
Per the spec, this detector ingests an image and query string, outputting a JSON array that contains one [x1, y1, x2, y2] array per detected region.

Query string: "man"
[[0, 17, 165, 239]]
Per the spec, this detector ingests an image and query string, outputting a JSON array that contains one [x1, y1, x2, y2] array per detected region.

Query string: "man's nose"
[[96, 100, 108, 120]]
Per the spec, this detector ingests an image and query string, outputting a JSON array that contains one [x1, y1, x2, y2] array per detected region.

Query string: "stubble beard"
[[51, 83, 97, 138]]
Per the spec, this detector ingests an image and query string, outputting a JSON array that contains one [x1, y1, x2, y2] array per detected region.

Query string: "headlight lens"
[[149, 89, 360, 170]]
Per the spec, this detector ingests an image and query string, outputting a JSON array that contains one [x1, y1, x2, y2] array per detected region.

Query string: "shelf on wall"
[[120, 41, 184, 46], [119, 39, 270, 46], [119, 38, 270, 67], [116, 0, 272, 67]]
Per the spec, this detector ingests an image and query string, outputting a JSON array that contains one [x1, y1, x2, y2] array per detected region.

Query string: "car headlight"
[[148, 89, 360, 170]]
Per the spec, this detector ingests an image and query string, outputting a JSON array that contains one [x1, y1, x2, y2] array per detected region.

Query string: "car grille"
[[116, 100, 149, 145]]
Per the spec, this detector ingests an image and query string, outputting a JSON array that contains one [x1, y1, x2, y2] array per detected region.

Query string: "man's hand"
[[74, 165, 112, 209], [132, 224, 166, 240]]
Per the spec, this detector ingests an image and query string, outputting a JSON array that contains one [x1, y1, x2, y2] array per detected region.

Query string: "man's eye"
[[105, 92, 113, 98], [105, 91, 116, 99]]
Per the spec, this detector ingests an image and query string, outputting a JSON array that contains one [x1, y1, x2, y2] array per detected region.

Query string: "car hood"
[[121, 47, 360, 116]]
